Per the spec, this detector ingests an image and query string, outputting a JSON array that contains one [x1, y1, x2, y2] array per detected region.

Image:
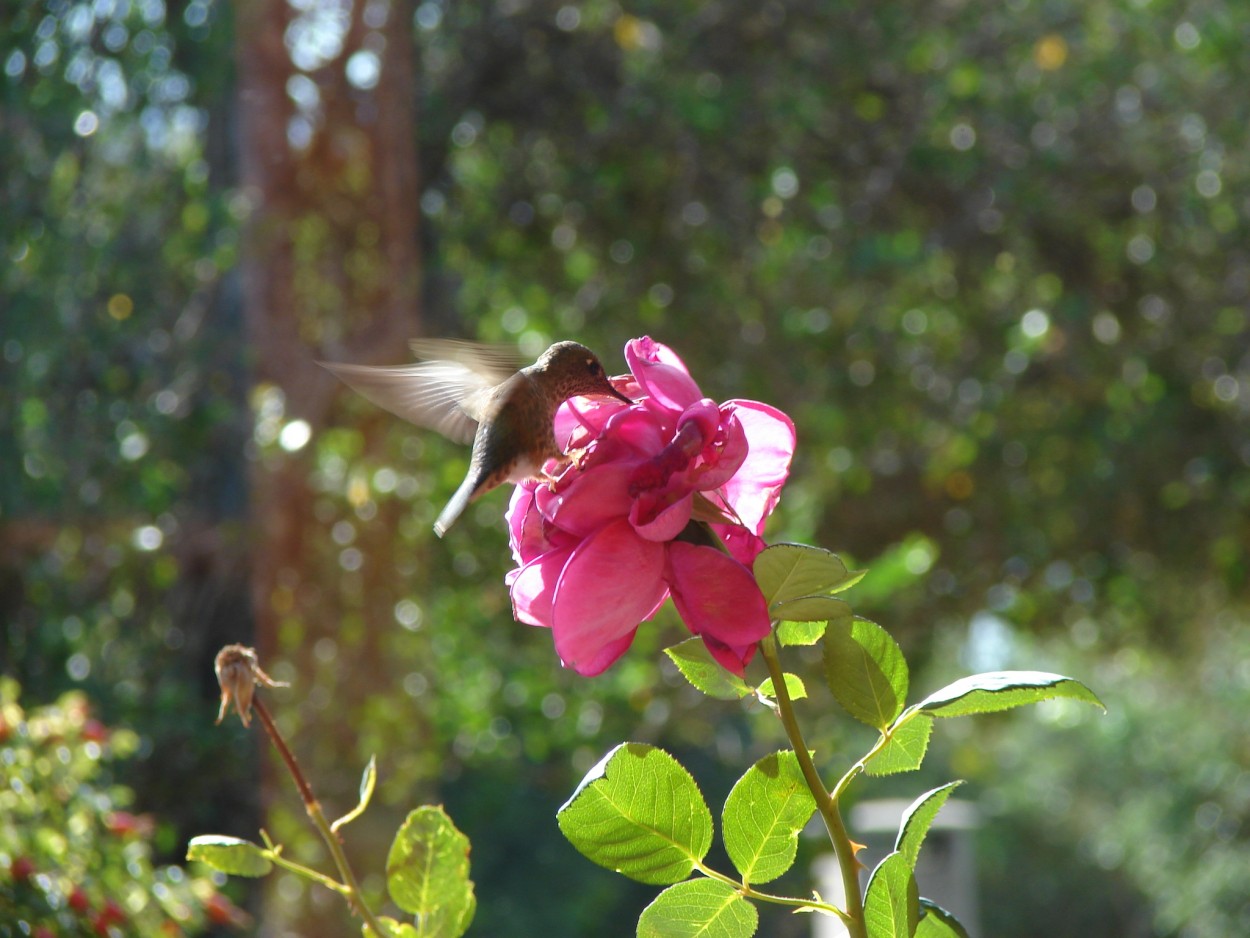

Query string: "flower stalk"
[[249, 697, 386, 936], [214, 645, 387, 938], [759, 633, 866, 938]]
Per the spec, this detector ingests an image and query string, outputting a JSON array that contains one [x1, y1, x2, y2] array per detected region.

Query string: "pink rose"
[[505, 337, 795, 676]]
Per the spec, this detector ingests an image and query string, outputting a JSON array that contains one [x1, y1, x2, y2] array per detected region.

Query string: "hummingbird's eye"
[[587, 359, 602, 375]]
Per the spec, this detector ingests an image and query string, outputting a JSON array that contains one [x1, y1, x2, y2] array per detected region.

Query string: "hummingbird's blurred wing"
[[408, 339, 524, 379], [319, 359, 494, 445]]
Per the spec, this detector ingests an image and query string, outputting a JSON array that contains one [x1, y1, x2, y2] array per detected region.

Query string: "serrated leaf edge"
[[894, 781, 964, 867], [916, 671, 1105, 716]]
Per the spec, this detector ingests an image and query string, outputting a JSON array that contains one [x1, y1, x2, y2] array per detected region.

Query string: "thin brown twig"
[[251, 696, 385, 935]]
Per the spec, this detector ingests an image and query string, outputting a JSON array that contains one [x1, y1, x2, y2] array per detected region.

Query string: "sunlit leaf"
[[185, 835, 272, 877], [916, 671, 1104, 718], [386, 806, 476, 937], [756, 673, 807, 702], [771, 594, 852, 624], [753, 544, 859, 612], [637, 879, 758, 938], [864, 852, 919, 938], [332, 755, 378, 833], [822, 617, 908, 729], [665, 638, 752, 699], [863, 715, 933, 777], [370, 917, 419, 938], [916, 899, 972, 938], [557, 743, 713, 885], [776, 619, 829, 646], [723, 750, 817, 884], [895, 781, 963, 868]]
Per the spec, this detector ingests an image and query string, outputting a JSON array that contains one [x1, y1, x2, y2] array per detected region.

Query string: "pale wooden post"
[[812, 798, 981, 937]]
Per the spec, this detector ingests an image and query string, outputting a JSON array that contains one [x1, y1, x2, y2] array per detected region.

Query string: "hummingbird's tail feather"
[[433, 473, 478, 538]]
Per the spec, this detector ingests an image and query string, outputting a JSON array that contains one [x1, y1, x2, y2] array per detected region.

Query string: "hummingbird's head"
[[537, 341, 634, 406]]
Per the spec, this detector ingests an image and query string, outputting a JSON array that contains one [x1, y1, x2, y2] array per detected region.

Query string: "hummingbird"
[[321, 339, 633, 536]]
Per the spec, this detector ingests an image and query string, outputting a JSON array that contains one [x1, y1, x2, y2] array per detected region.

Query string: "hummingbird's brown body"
[[321, 340, 630, 536]]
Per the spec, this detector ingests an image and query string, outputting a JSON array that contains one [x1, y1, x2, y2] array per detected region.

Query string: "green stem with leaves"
[[691, 859, 848, 919], [257, 831, 352, 895], [831, 708, 918, 805], [252, 697, 388, 938], [759, 632, 866, 938]]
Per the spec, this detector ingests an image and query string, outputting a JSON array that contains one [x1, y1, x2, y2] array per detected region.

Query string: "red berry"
[[104, 811, 154, 839], [9, 856, 35, 882], [96, 898, 126, 926], [203, 891, 250, 927], [81, 719, 110, 743], [69, 886, 92, 914]]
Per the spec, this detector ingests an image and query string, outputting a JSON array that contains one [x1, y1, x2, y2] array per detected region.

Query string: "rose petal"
[[678, 399, 721, 443], [629, 490, 693, 542], [563, 629, 640, 677], [709, 524, 768, 567], [509, 546, 573, 628], [506, 483, 549, 565], [701, 635, 760, 676], [555, 393, 632, 451], [689, 410, 749, 491], [606, 406, 672, 455], [665, 542, 771, 650], [541, 459, 637, 537], [716, 400, 796, 533], [552, 519, 668, 674], [625, 337, 702, 412]]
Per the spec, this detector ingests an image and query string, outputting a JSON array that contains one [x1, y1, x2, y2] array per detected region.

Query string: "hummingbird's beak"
[[607, 384, 634, 406]]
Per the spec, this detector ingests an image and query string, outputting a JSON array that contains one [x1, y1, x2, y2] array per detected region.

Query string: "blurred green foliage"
[[2, 0, 1249, 935], [0, 679, 240, 935]]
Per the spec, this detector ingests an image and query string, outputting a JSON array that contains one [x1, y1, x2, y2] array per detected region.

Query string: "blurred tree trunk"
[[234, 0, 421, 931]]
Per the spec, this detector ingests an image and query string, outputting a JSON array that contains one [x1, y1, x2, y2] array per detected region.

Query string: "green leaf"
[[895, 782, 963, 869], [830, 569, 866, 594], [333, 755, 378, 833], [916, 899, 971, 938], [771, 594, 852, 624], [863, 852, 919, 938], [863, 714, 933, 777], [185, 835, 273, 877], [775, 619, 829, 646], [371, 917, 419, 938], [665, 638, 752, 700], [753, 544, 860, 611], [756, 673, 807, 702], [386, 805, 476, 938], [722, 751, 817, 885], [822, 617, 909, 730], [557, 743, 713, 885], [916, 671, 1104, 718], [637, 879, 759, 938]]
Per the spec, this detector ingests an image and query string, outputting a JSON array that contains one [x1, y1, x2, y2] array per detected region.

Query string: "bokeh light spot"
[[346, 49, 380, 90], [74, 110, 100, 137], [949, 122, 976, 150], [1034, 34, 1068, 70], [278, 419, 312, 452], [108, 294, 134, 321], [1021, 309, 1050, 339]]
